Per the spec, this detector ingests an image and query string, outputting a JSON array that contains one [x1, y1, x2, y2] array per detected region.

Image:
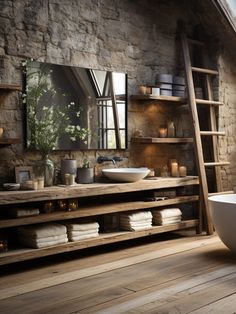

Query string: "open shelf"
[[0, 138, 21, 146], [0, 219, 198, 265], [131, 137, 193, 144], [130, 94, 187, 104], [0, 83, 21, 91], [0, 177, 199, 205], [0, 195, 199, 228]]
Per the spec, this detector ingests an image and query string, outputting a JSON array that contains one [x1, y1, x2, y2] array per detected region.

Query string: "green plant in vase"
[[22, 60, 89, 186]]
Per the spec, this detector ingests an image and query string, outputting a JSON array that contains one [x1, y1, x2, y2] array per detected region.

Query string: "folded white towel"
[[8, 207, 40, 218], [152, 208, 182, 218], [120, 219, 152, 228], [68, 229, 99, 237], [120, 211, 152, 222], [120, 217, 152, 224], [153, 216, 181, 223], [66, 222, 99, 231], [19, 235, 68, 249], [68, 232, 99, 241], [18, 223, 67, 238], [19, 234, 67, 244], [153, 217, 182, 226], [120, 224, 152, 231]]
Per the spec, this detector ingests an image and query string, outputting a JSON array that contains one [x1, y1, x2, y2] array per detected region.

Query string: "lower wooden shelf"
[[0, 219, 198, 265], [0, 195, 199, 229]]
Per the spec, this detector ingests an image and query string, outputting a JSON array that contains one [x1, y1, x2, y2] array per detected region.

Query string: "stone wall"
[[0, 0, 235, 189]]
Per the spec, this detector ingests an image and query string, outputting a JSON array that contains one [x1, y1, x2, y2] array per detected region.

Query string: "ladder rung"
[[200, 131, 225, 136], [192, 67, 218, 75], [196, 99, 224, 106], [204, 162, 230, 167], [209, 191, 234, 197], [188, 38, 204, 46]]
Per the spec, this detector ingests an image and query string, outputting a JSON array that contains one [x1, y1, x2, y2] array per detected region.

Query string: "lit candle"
[[171, 162, 179, 177], [159, 127, 168, 138], [179, 166, 187, 177], [138, 85, 146, 94]]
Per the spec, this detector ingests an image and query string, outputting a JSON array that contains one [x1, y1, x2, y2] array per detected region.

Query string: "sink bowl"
[[102, 168, 150, 183]]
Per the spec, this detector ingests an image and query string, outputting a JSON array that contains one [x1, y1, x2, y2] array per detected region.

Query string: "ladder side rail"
[[179, 25, 214, 235]]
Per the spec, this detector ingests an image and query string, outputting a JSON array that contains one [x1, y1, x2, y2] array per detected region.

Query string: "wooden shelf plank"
[[131, 137, 193, 144], [0, 177, 199, 205], [0, 219, 198, 265], [130, 94, 187, 104], [0, 83, 22, 91], [0, 138, 21, 145], [0, 195, 199, 229]]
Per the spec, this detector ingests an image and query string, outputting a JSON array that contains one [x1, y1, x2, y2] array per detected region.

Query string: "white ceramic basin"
[[102, 168, 150, 183]]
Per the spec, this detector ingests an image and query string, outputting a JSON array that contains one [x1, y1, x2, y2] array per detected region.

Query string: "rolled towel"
[[68, 229, 99, 237], [18, 223, 67, 238], [8, 207, 40, 218], [19, 235, 68, 249], [120, 211, 152, 222], [152, 208, 182, 218], [68, 232, 99, 241], [66, 222, 99, 231]]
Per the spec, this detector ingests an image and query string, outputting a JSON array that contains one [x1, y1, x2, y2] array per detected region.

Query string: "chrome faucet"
[[97, 156, 123, 164]]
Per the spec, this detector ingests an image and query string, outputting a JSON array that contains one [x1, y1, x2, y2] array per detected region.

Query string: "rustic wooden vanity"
[[0, 176, 200, 265]]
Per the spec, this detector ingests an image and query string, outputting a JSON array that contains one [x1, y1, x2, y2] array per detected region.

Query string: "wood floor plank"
[[0, 235, 219, 300], [189, 293, 236, 314], [0, 240, 227, 314], [82, 266, 236, 314], [126, 270, 236, 313], [0, 234, 234, 314]]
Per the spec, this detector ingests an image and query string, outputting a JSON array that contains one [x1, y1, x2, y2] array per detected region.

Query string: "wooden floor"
[[0, 231, 236, 313]]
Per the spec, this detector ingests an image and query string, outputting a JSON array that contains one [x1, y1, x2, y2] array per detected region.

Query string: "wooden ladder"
[[179, 22, 229, 235]]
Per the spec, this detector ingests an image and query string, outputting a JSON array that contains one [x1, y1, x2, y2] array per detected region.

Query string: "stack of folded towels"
[[152, 208, 182, 225], [8, 207, 40, 218], [66, 221, 99, 241], [120, 211, 152, 231], [18, 223, 68, 249]]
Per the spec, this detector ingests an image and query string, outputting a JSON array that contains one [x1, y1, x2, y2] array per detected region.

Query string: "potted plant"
[[22, 60, 89, 186], [76, 158, 94, 184]]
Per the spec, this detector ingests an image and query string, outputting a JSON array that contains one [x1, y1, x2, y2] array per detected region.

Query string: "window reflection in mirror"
[[24, 61, 127, 150]]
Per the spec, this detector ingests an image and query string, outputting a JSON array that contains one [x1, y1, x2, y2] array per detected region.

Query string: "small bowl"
[[3, 183, 20, 191]]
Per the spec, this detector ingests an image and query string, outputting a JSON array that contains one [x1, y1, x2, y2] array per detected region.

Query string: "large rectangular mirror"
[[24, 61, 127, 151]]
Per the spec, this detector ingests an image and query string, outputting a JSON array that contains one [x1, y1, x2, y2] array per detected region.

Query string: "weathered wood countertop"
[[0, 176, 199, 205]]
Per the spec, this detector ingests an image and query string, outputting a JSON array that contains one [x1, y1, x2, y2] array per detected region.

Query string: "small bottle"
[[167, 121, 176, 138]]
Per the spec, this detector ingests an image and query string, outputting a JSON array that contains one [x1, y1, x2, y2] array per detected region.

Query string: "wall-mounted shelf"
[[130, 94, 187, 104], [131, 137, 193, 144], [0, 138, 21, 146], [0, 83, 22, 91]]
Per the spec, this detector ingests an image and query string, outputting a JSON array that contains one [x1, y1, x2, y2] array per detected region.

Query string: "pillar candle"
[[159, 127, 168, 138], [37, 177, 44, 189], [179, 166, 187, 177], [171, 162, 179, 177], [138, 85, 146, 94]]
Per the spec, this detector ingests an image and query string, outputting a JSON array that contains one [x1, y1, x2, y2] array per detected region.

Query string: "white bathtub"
[[208, 194, 236, 253]]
